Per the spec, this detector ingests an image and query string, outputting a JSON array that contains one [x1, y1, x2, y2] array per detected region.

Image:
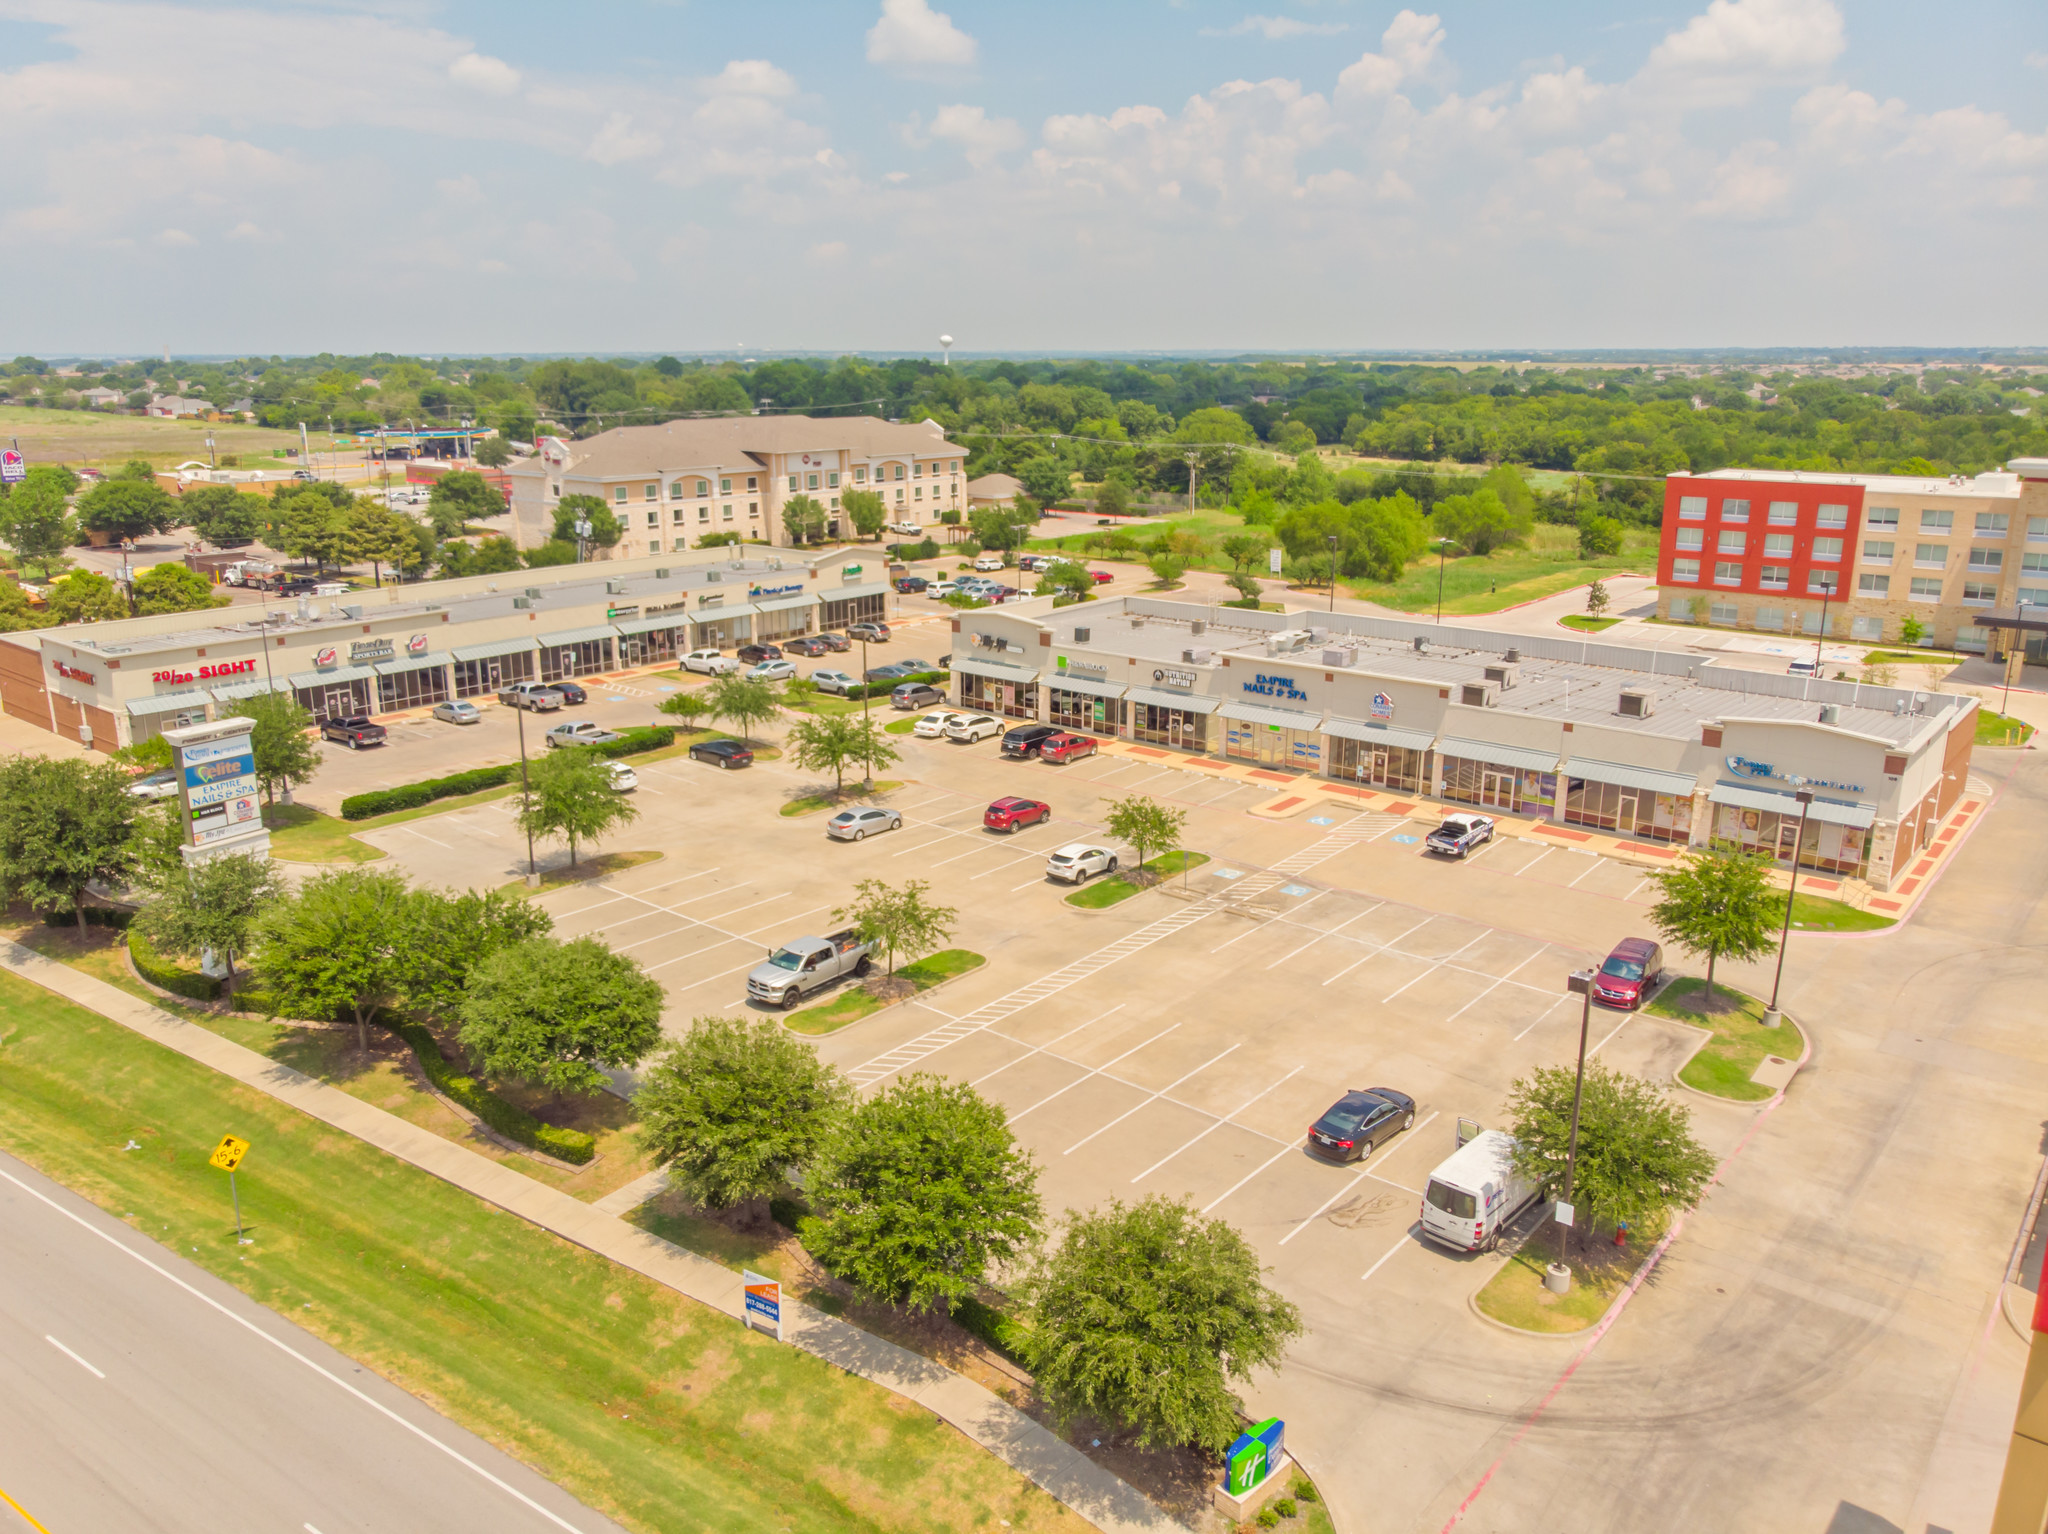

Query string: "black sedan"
[[690, 738, 755, 769], [551, 680, 588, 706], [1424, 812, 1494, 858], [736, 644, 784, 664], [1000, 723, 1061, 759], [1306, 1088, 1416, 1163], [895, 576, 929, 593]]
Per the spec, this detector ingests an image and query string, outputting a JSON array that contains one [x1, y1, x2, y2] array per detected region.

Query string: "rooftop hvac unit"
[[654, 567, 670, 579], [513, 597, 531, 610], [1307, 627, 1328, 645], [1460, 681, 1500, 708], [1073, 627, 1091, 643], [524, 587, 542, 599], [1617, 688, 1655, 718], [1132, 615, 1146, 629], [1182, 647, 1216, 665], [1413, 636, 1427, 653], [766, 557, 784, 570], [706, 570, 722, 582], [1190, 620, 1207, 636], [1483, 662, 1520, 689], [1504, 647, 1520, 664], [339, 605, 363, 620], [295, 597, 310, 621], [1322, 647, 1355, 668], [605, 580, 626, 595], [1819, 703, 1840, 725]]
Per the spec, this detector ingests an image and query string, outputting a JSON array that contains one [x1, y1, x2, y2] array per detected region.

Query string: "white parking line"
[[1512, 995, 1568, 1040], [1623, 876, 1652, 902], [1588, 1014, 1633, 1057], [45, 1334, 104, 1378], [1566, 853, 1605, 888], [1010, 874, 1050, 891], [1445, 943, 1550, 1023], [969, 850, 1049, 880], [1063, 1043, 1243, 1155], [1360, 1223, 1421, 1283], [393, 824, 452, 850], [1378, 929, 1486, 1003], [1516, 847, 1554, 878], [1258, 898, 1362, 970], [1008, 1025, 1180, 1121], [1129, 1066, 1303, 1184], [1201, 1142, 1299, 1214], [971, 1006, 1125, 1088], [1279, 1172, 1368, 1245]]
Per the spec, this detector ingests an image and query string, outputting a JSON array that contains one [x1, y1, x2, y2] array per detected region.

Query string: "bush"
[[339, 728, 675, 819], [385, 1016, 596, 1164], [1292, 1480, 1319, 1503], [950, 1293, 1031, 1367], [842, 670, 949, 701], [1274, 1498, 1298, 1518], [42, 905, 133, 930], [126, 928, 222, 1000], [768, 1191, 812, 1230], [232, 989, 278, 1016], [1257, 1508, 1280, 1530]]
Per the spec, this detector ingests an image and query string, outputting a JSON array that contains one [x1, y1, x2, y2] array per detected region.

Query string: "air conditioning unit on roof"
[[1460, 680, 1500, 708], [1618, 688, 1655, 718], [1483, 662, 1520, 689]]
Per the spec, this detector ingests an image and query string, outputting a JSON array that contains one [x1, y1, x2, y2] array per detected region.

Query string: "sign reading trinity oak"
[[350, 637, 395, 663]]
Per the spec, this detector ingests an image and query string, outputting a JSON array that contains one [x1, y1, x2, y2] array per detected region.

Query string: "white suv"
[[1047, 843, 1118, 883], [681, 648, 739, 675], [973, 554, 1005, 572], [944, 712, 1002, 743]]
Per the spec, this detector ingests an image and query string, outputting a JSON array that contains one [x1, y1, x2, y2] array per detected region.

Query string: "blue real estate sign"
[[1224, 1417, 1286, 1497]]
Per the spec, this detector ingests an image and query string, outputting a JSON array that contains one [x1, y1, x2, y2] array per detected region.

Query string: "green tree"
[[1025, 1196, 1303, 1453], [346, 502, 419, 586], [806, 1073, 1041, 1312], [517, 748, 639, 868], [1034, 558, 1093, 602], [46, 571, 129, 623], [0, 475, 76, 577], [1017, 457, 1074, 510], [228, 692, 322, 811], [437, 535, 524, 578], [0, 579, 49, 633], [403, 886, 553, 1022], [1504, 1061, 1717, 1243], [786, 712, 899, 797], [251, 867, 417, 1052], [549, 493, 621, 550], [116, 458, 156, 481], [1578, 514, 1625, 558], [458, 935, 664, 1097], [1432, 488, 1531, 556], [1172, 407, 1256, 446], [0, 754, 139, 930], [1899, 614, 1928, 645], [76, 477, 176, 541], [179, 484, 263, 545], [781, 493, 827, 546], [1226, 571, 1263, 605], [272, 488, 350, 570], [1103, 794, 1187, 878], [1221, 531, 1274, 573], [130, 562, 229, 616], [969, 506, 1034, 555], [657, 689, 711, 730], [702, 672, 782, 743], [842, 488, 887, 540], [133, 849, 285, 983], [833, 875, 956, 978], [635, 1015, 853, 1212], [1095, 479, 1129, 517], [1646, 846, 1780, 1003], [1586, 577, 1611, 617], [1147, 552, 1186, 586], [523, 540, 579, 568], [428, 469, 506, 538], [473, 436, 513, 468]]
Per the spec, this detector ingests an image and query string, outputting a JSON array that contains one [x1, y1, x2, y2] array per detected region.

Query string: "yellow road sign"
[[209, 1134, 250, 1172]]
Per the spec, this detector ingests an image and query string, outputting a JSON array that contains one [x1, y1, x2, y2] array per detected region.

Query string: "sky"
[[1, 0, 2043, 358]]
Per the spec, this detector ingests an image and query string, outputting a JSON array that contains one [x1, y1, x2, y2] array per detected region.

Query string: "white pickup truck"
[[746, 928, 875, 1009]]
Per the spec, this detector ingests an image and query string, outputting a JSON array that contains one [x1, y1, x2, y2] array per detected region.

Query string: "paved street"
[[0, 1150, 629, 1534]]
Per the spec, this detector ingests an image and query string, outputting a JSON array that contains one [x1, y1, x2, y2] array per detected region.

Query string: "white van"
[[1418, 1130, 1541, 1254]]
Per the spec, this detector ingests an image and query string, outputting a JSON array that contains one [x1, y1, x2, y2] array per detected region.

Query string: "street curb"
[[1656, 1007, 1807, 1108], [776, 956, 990, 1039], [1466, 1282, 1588, 1341]]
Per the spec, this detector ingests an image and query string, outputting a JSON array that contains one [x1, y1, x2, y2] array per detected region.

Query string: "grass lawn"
[[501, 849, 663, 893], [1647, 977, 1805, 1101], [1354, 523, 1658, 616], [884, 718, 918, 735], [1064, 853, 1210, 909], [779, 781, 905, 817], [1977, 710, 2036, 747], [0, 969, 1088, 1534], [0, 404, 308, 468], [1560, 614, 1622, 632], [784, 950, 986, 1036], [1787, 891, 1895, 932], [1865, 649, 1966, 665], [1475, 1214, 1669, 1334]]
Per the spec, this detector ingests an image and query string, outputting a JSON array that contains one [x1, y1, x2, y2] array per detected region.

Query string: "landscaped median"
[[1474, 1212, 1671, 1335], [784, 948, 986, 1035], [1064, 851, 1210, 910], [1647, 977, 1805, 1102], [780, 781, 905, 818]]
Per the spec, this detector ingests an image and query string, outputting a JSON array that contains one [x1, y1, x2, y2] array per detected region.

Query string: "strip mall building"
[[945, 596, 1978, 893]]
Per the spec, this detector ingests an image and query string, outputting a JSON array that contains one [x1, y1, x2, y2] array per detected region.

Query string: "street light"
[[515, 704, 539, 887], [857, 636, 874, 790], [1762, 788, 1815, 1025], [1327, 533, 1340, 612], [1550, 968, 1598, 1294], [1810, 572, 1837, 676]]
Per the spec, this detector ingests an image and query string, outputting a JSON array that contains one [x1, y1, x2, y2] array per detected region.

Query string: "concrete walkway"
[[0, 939, 1191, 1534]]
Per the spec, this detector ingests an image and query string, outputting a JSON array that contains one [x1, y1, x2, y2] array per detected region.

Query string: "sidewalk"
[[0, 938, 1191, 1534]]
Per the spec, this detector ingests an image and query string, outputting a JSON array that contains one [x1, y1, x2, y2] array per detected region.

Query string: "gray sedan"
[[432, 699, 482, 725], [826, 807, 904, 841]]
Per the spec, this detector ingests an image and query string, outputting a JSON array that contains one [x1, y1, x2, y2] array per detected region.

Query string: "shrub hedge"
[[43, 905, 134, 930], [341, 725, 674, 819], [126, 928, 223, 1001], [842, 669, 950, 701], [949, 1293, 1031, 1368], [385, 1017, 596, 1164]]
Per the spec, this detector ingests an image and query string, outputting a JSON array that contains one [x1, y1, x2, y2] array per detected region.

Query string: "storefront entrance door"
[[1479, 769, 1516, 809]]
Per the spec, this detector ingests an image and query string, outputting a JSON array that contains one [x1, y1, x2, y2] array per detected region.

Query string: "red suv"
[[1594, 938, 1663, 1009], [983, 797, 1051, 833], [1040, 732, 1098, 764]]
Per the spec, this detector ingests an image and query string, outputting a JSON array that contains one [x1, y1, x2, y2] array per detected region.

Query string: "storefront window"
[[1224, 719, 1323, 770], [1049, 687, 1125, 736], [1563, 778, 1692, 842], [820, 594, 885, 630], [453, 650, 534, 699], [960, 671, 1038, 720], [616, 627, 680, 667], [754, 605, 815, 641], [1712, 802, 1868, 877], [1131, 701, 1207, 749], [375, 664, 450, 712], [294, 678, 371, 723], [1325, 736, 1424, 793], [1439, 755, 1555, 814], [692, 616, 750, 649], [540, 638, 614, 682]]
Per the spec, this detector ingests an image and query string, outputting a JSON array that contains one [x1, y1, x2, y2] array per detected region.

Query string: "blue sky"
[[1, 0, 2043, 356]]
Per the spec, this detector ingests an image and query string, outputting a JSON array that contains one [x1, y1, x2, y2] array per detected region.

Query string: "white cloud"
[[448, 52, 522, 96], [587, 113, 661, 165], [1336, 10, 1443, 98], [703, 59, 798, 98], [1690, 141, 1791, 219], [1641, 0, 1843, 105], [928, 104, 1024, 167], [809, 240, 848, 265], [1203, 15, 1348, 40], [865, 0, 977, 74]]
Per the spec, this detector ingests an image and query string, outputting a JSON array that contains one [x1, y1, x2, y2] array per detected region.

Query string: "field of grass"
[[1786, 891, 1895, 932], [501, 849, 663, 893], [266, 783, 541, 864], [784, 949, 986, 1036], [1977, 710, 2036, 747], [1647, 977, 1805, 1101], [779, 781, 905, 818], [884, 718, 918, 735], [1063, 852, 1210, 910], [0, 404, 308, 469], [1560, 614, 1622, 632], [0, 968, 1088, 1534], [1475, 1213, 1669, 1334]]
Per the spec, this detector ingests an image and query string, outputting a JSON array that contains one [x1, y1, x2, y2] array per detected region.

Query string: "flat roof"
[[1679, 468, 2021, 499]]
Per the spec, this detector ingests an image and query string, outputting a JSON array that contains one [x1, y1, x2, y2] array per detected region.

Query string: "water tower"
[[939, 334, 953, 367]]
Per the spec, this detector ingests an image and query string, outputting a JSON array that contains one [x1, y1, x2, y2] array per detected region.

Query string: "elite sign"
[[162, 719, 269, 860]]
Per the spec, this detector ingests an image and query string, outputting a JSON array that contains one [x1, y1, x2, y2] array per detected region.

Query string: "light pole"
[[574, 516, 592, 565], [1810, 572, 1837, 676], [1327, 533, 1339, 612], [1435, 538, 1452, 624], [515, 704, 539, 887], [858, 636, 874, 791], [1550, 968, 1597, 1294], [1762, 788, 1815, 1026]]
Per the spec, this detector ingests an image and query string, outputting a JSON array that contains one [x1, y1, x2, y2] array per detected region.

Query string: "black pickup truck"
[[320, 715, 388, 749]]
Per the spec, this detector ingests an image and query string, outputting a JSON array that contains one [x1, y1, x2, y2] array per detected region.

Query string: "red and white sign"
[[313, 647, 338, 667], [407, 633, 428, 655], [151, 659, 258, 685], [0, 448, 24, 484], [798, 453, 834, 469], [52, 660, 95, 684]]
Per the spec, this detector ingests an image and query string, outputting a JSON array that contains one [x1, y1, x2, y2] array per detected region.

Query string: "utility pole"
[[1762, 789, 1814, 1025], [574, 516, 592, 564], [1549, 969, 1597, 1293], [1435, 538, 1452, 624], [515, 705, 539, 887]]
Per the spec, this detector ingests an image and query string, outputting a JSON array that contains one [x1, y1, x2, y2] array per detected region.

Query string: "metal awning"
[[1561, 758, 1700, 797], [1045, 674, 1126, 700], [1436, 737, 1562, 774], [1708, 781, 1876, 829], [374, 651, 450, 677], [127, 689, 213, 717], [451, 636, 538, 663], [288, 664, 378, 688], [821, 582, 887, 604], [1124, 686, 1219, 714], [1972, 606, 2048, 634], [537, 625, 619, 648], [1220, 700, 1325, 731], [612, 613, 690, 637], [689, 602, 759, 622], [751, 594, 818, 615], [1322, 717, 1438, 751], [208, 676, 292, 702], [953, 656, 1039, 683]]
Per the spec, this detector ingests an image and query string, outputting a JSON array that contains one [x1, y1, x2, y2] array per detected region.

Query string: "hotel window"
[[1800, 608, 1833, 636], [1915, 544, 1947, 567], [674, 537, 689, 552], [2028, 516, 2048, 541], [1811, 537, 1843, 561], [913, 463, 924, 478], [1754, 606, 1785, 630], [1909, 577, 1942, 601], [1816, 504, 1848, 529], [1679, 496, 1708, 519], [2022, 584, 2048, 609], [830, 496, 839, 511], [720, 477, 732, 494], [1767, 501, 1798, 526], [827, 472, 839, 488], [914, 486, 923, 500], [698, 505, 710, 522], [1720, 499, 1750, 523], [1807, 570, 1838, 595], [670, 480, 685, 499], [645, 483, 657, 500], [747, 476, 758, 491], [1713, 560, 1743, 585], [2025, 552, 2048, 576], [1862, 539, 1893, 564], [1969, 548, 2003, 571], [551, 483, 561, 497], [645, 510, 658, 528], [696, 480, 709, 497], [749, 502, 759, 517], [1866, 506, 1899, 530], [1709, 602, 1739, 625], [1670, 558, 1700, 583], [1857, 573, 1890, 596], [894, 464, 906, 480], [1675, 528, 1703, 551], [788, 475, 800, 492], [1850, 615, 1883, 640], [1963, 581, 1998, 606], [1976, 512, 2010, 537], [1921, 509, 1954, 532], [613, 486, 628, 503], [721, 503, 732, 520], [807, 473, 820, 490], [672, 506, 686, 524], [1763, 533, 1793, 557], [854, 466, 867, 483], [895, 487, 905, 501], [1759, 565, 1789, 589], [1667, 598, 1694, 620], [1717, 530, 1746, 554]]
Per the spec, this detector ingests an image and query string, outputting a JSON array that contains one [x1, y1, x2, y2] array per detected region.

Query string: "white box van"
[[1418, 1130, 1541, 1254]]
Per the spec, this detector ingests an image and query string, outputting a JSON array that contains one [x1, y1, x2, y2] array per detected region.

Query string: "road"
[[0, 1150, 629, 1534]]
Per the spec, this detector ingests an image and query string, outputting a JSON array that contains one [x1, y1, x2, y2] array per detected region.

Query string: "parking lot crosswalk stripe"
[[970, 1006, 1125, 1088]]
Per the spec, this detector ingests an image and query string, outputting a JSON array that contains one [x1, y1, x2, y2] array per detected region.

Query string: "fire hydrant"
[[1613, 1220, 1629, 1247]]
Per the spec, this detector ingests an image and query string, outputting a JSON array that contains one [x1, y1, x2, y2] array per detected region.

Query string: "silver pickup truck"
[[747, 927, 875, 1009]]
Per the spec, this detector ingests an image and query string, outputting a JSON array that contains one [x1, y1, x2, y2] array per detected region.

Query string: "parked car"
[[827, 806, 904, 841], [1306, 1087, 1416, 1164], [747, 659, 797, 682], [498, 681, 564, 712], [606, 761, 639, 792], [431, 699, 481, 725], [1046, 842, 1117, 883], [1425, 812, 1495, 858], [545, 720, 624, 749], [746, 928, 874, 1009], [312, 581, 348, 598], [125, 768, 180, 801], [891, 682, 945, 709], [1040, 731, 1098, 764], [810, 669, 859, 694], [896, 657, 935, 674], [681, 648, 739, 675], [1593, 938, 1665, 1010], [736, 643, 784, 664], [552, 681, 588, 706], [914, 710, 967, 739], [690, 738, 754, 769], [895, 576, 929, 593], [945, 712, 1004, 744], [321, 715, 388, 749], [1000, 722, 1062, 758], [887, 521, 923, 536], [1420, 1131, 1541, 1254], [785, 635, 832, 657], [984, 796, 1051, 833], [864, 662, 914, 683], [847, 621, 890, 642], [973, 554, 1005, 572], [813, 632, 852, 653]]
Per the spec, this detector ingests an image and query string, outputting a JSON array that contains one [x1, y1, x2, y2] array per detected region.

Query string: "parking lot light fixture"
[[1763, 789, 1815, 1025], [1553, 967, 1597, 1291], [515, 705, 538, 887]]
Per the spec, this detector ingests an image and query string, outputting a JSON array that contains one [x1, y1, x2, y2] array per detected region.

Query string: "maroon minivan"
[[1594, 938, 1663, 1009]]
